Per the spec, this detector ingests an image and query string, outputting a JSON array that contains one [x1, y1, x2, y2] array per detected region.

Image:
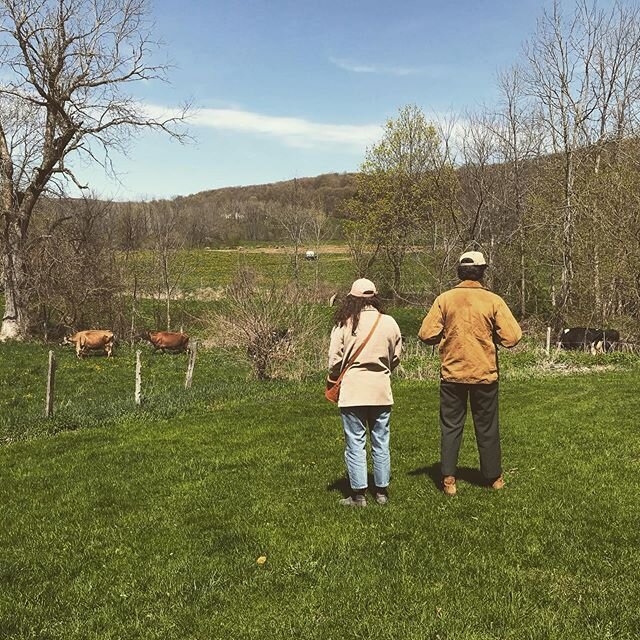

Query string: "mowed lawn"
[[1, 344, 639, 639]]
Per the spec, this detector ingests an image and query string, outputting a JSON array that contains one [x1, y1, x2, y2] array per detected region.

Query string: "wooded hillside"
[[132, 173, 357, 248]]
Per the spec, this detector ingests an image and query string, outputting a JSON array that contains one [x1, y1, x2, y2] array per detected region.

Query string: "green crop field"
[[128, 247, 437, 295], [1, 342, 639, 639], [129, 248, 356, 292]]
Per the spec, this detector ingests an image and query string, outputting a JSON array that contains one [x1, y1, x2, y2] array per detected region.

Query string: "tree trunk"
[[162, 251, 171, 331], [515, 178, 526, 318], [520, 233, 526, 317], [314, 236, 321, 296], [593, 243, 602, 320], [130, 273, 138, 345], [486, 233, 495, 290], [1, 217, 29, 341], [557, 150, 575, 324], [292, 241, 301, 283], [393, 263, 401, 298]]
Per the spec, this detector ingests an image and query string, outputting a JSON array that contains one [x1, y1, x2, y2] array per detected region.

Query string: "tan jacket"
[[418, 281, 522, 384], [328, 307, 402, 407]]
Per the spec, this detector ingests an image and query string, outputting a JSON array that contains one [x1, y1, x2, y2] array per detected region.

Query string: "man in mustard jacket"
[[418, 251, 522, 496]]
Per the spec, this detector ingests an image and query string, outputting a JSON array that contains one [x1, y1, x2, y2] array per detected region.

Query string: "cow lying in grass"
[[139, 330, 190, 354], [559, 327, 620, 354], [63, 330, 114, 358]]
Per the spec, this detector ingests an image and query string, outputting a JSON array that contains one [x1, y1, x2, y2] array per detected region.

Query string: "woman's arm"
[[390, 318, 402, 371], [327, 325, 344, 379]]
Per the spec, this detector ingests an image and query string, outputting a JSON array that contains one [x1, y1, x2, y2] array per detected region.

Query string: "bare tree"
[[458, 110, 501, 251], [493, 66, 542, 316], [524, 0, 599, 325], [267, 179, 309, 282], [0, 0, 187, 340], [147, 199, 189, 331], [584, 1, 640, 319], [521, 0, 640, 326], [27, 194, 121, 335], [305, 202, 330, 294], [210, 268, 324, 381]]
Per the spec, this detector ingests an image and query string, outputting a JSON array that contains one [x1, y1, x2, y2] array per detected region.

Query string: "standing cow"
[[589, 329, 620, 354], [63, 330, 114, 358], [559, 327, 620, 353], [139, 330, 190, 354]]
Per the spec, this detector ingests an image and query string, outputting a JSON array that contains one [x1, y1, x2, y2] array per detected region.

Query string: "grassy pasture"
[[1, 342, 639, 639], [130, 246, 436, 294], [128, 297, 428, 345], [135, 248, 356, 292]]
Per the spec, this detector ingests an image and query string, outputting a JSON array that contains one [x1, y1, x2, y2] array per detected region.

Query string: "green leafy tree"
[[346, 105, 452, 297]]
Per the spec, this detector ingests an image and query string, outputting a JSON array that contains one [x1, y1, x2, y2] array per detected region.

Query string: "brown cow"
[[140, 330, 190, 354], [63, 330, 114, 358]]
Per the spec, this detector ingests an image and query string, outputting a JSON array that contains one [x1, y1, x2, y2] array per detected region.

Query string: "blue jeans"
[[340, 406, 391, 490]]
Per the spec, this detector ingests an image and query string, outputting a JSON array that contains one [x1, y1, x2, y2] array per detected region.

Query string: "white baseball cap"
[[459, 251, 487, 266], [349, 278, 378, 298]]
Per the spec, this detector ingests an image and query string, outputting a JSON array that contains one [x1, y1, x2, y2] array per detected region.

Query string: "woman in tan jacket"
[[328, 278, 402, 507]]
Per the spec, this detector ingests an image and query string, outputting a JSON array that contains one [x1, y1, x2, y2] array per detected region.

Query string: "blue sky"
[[77, 0, 549, 200]]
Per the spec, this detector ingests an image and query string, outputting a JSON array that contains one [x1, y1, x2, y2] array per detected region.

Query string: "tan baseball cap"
[[349, 278, 378, 298], [459, 250, 487, 266]]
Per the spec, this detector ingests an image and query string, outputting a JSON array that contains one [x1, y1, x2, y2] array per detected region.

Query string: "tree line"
[[2, 0, 640, 341], [347, 0, 640, 334]]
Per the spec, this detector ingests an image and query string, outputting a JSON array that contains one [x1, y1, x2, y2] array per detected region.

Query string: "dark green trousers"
[[440, 381, 501, 480]]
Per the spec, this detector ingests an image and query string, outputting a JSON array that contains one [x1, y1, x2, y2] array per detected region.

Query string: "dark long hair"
[[334, 295, 384, 334], [457, 264, 487, 281]]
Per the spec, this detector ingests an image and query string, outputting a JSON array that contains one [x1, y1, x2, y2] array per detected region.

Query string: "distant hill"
[[171, 172, 358, 219]]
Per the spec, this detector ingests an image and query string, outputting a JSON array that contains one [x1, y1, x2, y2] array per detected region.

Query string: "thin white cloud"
[[144, 104, 382, 150], [329, 56, 426, 77]]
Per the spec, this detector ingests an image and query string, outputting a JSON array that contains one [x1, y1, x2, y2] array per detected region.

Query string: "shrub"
[[208, 269, 325, 380]]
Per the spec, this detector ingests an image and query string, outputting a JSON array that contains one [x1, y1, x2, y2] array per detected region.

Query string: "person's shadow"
[[327, 473, 377, 498], [409, 462, 489, 490], [327, 464, 489, 496]]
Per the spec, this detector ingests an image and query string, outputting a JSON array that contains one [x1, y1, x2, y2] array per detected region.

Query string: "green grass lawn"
[[1, 343, 639, 639]]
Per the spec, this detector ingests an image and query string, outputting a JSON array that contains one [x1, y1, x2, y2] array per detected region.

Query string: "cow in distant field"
[[558, 327, 598, 350], [589, 329, 620, 354], [558, 327, 620, 353], [63, 330, 114, 358], [139, 330, 190, 354]]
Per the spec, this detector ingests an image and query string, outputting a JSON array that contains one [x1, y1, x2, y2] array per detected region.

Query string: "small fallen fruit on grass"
[[256, 555, 267, 565]]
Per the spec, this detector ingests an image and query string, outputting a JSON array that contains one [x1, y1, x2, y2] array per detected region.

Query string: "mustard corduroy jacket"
[[418, 281, 522, 384]]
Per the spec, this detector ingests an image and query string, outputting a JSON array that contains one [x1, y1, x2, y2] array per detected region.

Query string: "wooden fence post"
[[45, 350, 56, 418], [185, 340, 197, 389], [546, 326, 551, 357], [135, 350, 142, 406]]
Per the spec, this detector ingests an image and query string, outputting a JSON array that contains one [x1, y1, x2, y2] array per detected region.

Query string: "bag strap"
[[333, 313, 382, 384]]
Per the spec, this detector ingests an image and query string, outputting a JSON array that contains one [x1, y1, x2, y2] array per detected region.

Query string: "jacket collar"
[[455, 280, 488, 290]]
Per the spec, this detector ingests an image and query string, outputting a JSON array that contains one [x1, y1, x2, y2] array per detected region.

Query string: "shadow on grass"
[[327, 477, 350, 498], [65, 351, 111, 358], [409, 462, 489, 489], [327, 474, 379, 497]]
